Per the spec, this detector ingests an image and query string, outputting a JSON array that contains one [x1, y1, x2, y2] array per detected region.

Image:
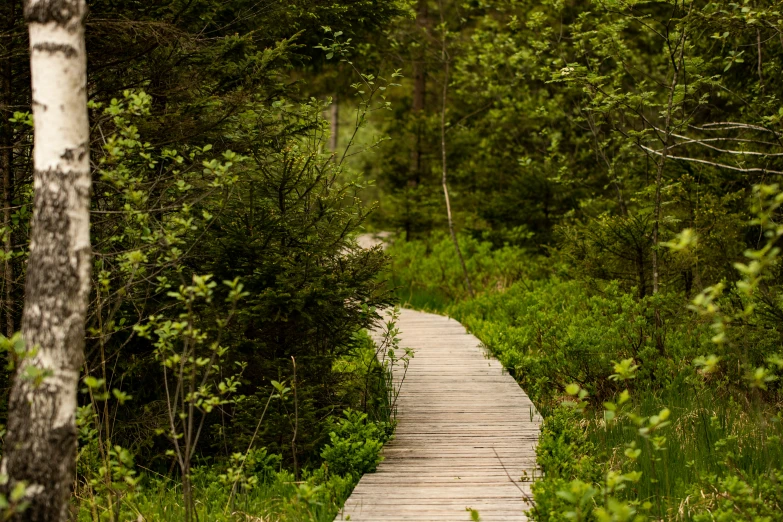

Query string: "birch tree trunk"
[[1, 1, 91, 520]]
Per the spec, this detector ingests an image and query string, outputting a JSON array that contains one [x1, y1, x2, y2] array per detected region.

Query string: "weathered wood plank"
[[335, 308, 541, 521]]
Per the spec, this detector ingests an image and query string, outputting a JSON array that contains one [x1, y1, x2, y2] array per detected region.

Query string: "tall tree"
[[1, 0, 21, 338], [1, 0, 91, 520], [410, 0, 428, 186], [438, 2, 472, 298]]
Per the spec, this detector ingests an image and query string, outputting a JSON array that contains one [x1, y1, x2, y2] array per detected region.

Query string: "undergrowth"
[[387, 222, 783, 521], [71, 329, 399, 521]]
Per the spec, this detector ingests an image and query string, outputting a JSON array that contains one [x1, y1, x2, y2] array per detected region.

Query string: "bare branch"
[[639, 144, 783, 174]]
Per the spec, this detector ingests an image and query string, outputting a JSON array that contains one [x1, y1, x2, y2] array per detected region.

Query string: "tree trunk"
[[409, 0, 428, 186], [330, 96, 338, 154], [1, 1, 91, 521], [651, 25, 686, 356], [636, 248, 646, 300], [404, 0, 428, 242], [1, 0, 17, 337], [439, 13, 473, 299]]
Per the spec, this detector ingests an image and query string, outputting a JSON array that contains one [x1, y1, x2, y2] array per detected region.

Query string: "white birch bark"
[[1, 1, 90, 520]]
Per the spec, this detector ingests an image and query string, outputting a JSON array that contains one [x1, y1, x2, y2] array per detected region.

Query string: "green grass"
[[587, 386, 783, 519], [391, 275, 453, 312], [76, 468, 351, 521]]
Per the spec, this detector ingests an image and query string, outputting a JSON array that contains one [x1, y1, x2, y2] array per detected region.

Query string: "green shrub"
[[690, 471, 783, 522], [387, 232, 545, 307], [321, 409, 393, 477], [450, 278, 713, 407], [536, 407, 601, 482], [530, 407, 603, 522]]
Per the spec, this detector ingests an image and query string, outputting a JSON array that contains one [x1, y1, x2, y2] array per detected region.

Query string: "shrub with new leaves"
[[321, 410, 393, 477]]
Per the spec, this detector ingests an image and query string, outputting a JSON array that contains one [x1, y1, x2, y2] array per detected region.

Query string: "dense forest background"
[[1, 0, 783, 520], [372, 1, 783, 520]]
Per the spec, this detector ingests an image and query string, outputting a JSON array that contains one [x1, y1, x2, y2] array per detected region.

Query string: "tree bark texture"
[[1, 1, 91, 521]]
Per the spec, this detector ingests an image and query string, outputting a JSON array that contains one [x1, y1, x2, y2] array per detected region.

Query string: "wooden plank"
[[335, 308, 541, 521]]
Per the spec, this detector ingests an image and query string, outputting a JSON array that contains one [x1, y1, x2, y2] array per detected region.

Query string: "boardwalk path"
[[336, 308, 541, 521]]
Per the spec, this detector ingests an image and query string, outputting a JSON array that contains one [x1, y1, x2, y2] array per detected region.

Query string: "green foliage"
[[524, 378, 783, 521], [321, 409, 393, 477], [0, 0, 411, 517], [689, 471, 783, 522], [73, 331, 397, 520], [0, 475, 28, 519], [358, 0, 783, 518], [391, 174, 783, 519], [388, 232, 543, 306], [450, 278, 711, 406], [218, 447, 281, 492], [6, 0, 783, 517], [74, 462, 358, 522], [536, 407, 602, 484]]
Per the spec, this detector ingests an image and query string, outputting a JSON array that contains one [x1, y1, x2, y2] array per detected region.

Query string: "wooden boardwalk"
[[336, 308, 541, 522]]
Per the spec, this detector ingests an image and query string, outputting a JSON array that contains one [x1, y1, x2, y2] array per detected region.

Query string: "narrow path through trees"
[[337, 308, 541, 521]]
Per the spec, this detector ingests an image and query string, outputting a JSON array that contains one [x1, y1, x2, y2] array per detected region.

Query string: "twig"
[[492, 447, 537, 512], [291, 356, 299, 481], [224, 391, 275, 512], [638, 145, 783, 175]]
